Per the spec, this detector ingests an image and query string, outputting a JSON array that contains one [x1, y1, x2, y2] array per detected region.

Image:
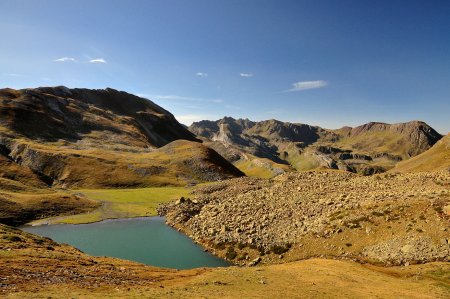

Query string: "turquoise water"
[[22, 217, 229, 269]]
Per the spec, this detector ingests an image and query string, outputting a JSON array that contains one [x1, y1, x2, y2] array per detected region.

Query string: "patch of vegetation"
[[225, 247, 237, 260], [214, 242, 226, 250], [234, 158, 289, 179], [3, 234, 22, 242], [34, 238, 46, 245], [237, 254, 247, 261], [270, 244, 292, 255], [237, 242, 246, 250], [433, 206, 443, 213], [371, 211, 385, 217], [329, 211, 346, 221], [428, 268, 450, 292], [257, 245, 267, 255], [345, 216, 371, 229]]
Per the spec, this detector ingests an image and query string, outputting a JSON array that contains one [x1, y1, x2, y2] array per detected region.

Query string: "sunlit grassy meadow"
[[31, 187, 191, 225]]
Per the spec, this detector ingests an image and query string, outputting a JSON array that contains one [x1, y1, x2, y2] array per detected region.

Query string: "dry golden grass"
[[234, 157, 290, 178], [2, 139, 241, 189], [393, 133, 450, 172], [333, 130, 413, 157], [0, 191, 99, 226]]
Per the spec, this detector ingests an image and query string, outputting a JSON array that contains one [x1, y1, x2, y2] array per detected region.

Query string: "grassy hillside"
[[1, 138, 243, 188], [0, 191, 99, 226], [392, 133, 450, 172], [234, 156, 291, 178], [0, 87, 243, 189]]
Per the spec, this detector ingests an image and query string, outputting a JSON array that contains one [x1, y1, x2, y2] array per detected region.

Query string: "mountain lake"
[[22, 216, 230, 269]]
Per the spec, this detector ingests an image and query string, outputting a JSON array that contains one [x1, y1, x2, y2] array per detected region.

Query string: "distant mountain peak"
[[189, 117, 442, 177]]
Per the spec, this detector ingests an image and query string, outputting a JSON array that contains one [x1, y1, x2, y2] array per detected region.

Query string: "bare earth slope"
[[1, 224, 449, 298], [189, 117, 442, 177], [393, 133, 450, 173]]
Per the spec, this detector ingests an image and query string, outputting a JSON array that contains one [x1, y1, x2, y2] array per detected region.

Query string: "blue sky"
[[1, 0, 449, 133]]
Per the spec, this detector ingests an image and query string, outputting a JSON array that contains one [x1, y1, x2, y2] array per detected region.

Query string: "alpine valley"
[[1, 87, 449, 298]]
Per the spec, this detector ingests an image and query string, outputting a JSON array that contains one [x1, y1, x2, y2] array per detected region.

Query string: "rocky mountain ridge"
[[0, 87, 243, 190], [0, 86, 199, 147], [189, 117, 442, 176]]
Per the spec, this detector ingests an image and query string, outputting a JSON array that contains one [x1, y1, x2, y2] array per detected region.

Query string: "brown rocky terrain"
[[189, 117, 443, 177], [160, 169, 450, 266]]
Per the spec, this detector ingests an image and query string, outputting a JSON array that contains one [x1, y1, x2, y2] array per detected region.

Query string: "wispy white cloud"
[[54, 57, 77, 63], [196, 72, 208, 77], [284, 80, 328, 92], [1, 73, 22, 77], [152, 94, 222, 103], [239, 73, 253, 77], [89, 58, 107, 64]]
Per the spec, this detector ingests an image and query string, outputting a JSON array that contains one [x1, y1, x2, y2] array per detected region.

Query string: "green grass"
[[289, 153, 321, 171], [234, 158, 290, 178], [47, 187, 191, 224], [235, 160, 275, 178], [334, 131, 409, 157], [428, 268, 450, 293]]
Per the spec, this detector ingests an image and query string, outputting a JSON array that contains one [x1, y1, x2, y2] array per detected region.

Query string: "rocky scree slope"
[[189, 117, 442, 177], [160, 170, 450, 266]]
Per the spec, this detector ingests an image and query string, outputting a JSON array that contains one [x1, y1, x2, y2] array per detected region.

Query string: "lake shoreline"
[[23, 214, 159, 227]]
